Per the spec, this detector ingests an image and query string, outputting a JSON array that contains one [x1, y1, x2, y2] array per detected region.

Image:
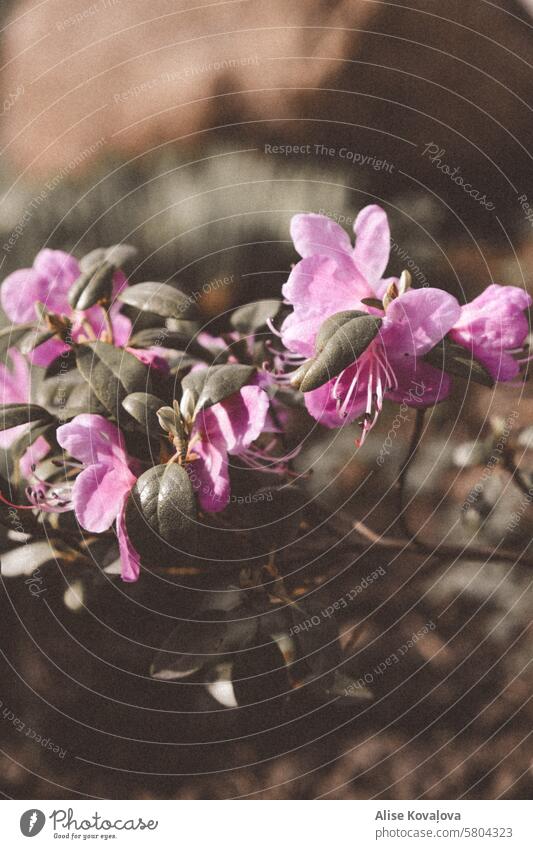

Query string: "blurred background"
[[0, 0, 532, 799]]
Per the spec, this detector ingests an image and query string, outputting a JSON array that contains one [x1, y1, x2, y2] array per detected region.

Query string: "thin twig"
[[101, 305, 114, 345], [352, 519, 533, 568]]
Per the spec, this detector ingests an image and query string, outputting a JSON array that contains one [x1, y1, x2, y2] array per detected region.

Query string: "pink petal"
[[33, 249, 80, 288], [290, 213, 354, 262], [19, 435, 50, 479], [57, 414, 129, 468], [200, 386, 270, 455], [450, 284, 532, 382], [353, 204, 391, 289], [0, 423, 25, 448], [382, 288, 461, 357], [116, 498, 141, 582], [385, 358, 452, 407], [0, 348, 29, 404], [1, 269, 51, 323], [189, 439, 230, 513], [304, 361, 368, 428], [0, 349, 32, 447], [2, 249, 78, 326], [29, 337, 70, 367], [281, 255, 374, 356], [126, 345, 170, 373], [71, 462, 135, 533]]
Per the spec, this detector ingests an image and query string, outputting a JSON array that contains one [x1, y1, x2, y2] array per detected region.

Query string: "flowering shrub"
[[0, 207, 530, 704]]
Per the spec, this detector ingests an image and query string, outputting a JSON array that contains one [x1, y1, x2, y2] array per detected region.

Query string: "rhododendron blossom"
[[450, 284, 532, 382], [179, 384, 270, 513], [0, 347, 49, 477], [56, 415, 141, 582], [1, 249, 131, 366], [280, 207, 532, 443]]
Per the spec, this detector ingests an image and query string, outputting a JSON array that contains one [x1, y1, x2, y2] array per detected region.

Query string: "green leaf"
[[34, 368, 106, 419], [315, 310, 368, 354], [10, 420, 54, 466], [122, 392, 166, 436], [300, 315, 382, 393], [0, 403, 54, 430], [150, 608, 258, 680], [75, 341, 153, 415], [424, 338, 494, 388], [118, 282, 196, 319], [325, 671, 373, 702], [18, 328, 56, 355], [79, 243, 138, 274], [361, 297, 384, 310], [69, 262, 115, 310], [125, 463, 197, 567], [194, 364, 256, 412], [230, 299, 281, 334], [0, 323, 36, 356], [128, 328, 213, 361]]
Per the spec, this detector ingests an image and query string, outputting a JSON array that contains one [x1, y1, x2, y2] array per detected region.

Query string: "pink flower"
[[303, 289, 460, 442], [56, 414, 141, 582], [280, 209, 461, 442], [281, 205, 395, 357], [187, 385, 270, 512], [1, 250, 132, 366], [0, 347, 49, 475], [449, 284, 532, 382]]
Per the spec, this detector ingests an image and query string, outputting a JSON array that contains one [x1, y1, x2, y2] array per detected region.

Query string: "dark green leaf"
[[424, 338, 494, 388], [181, 368, 209, 400], [79, 243, 138, 273], [315, 310, 368, 354], [228, 485, 305, 550], [300, 315, 382, 392], [231, 638, 290, 705], [230, 299, 281, 334], [290, 601, 341, 683], [18, 328, 56, 355], [361, 297, 384, 310], [122, 392, 166, 436], [151, 607, 258, 680], [10, 420, 54, 466], [289, 360, 313, 389], [128, 327, 212, 361], [195, 364, 256, 412], [125, 463, 197, 567], [118, 282, 196, 319], [325, 671, 373, 702], [34, 369, 105, 419], [0, 323, 36, 356], [69, 262, 115, 310], [76, 341, 153, 415], [0, 403, 54, 430]]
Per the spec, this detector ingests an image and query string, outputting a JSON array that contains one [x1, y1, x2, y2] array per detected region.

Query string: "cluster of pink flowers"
[[279, 205, 531, 443], [1, 205, 530, 582]]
